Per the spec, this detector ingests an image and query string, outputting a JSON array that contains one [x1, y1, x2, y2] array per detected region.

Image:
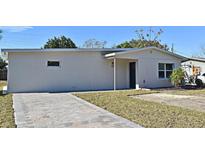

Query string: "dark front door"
[[129, 62, 136, 89]]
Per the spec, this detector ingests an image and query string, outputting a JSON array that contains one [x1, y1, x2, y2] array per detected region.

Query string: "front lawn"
[[0, 81, 16, 128], [75, 90, 205, 128]]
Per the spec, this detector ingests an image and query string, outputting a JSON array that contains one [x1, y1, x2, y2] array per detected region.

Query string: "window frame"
[[46, 60, 61, 70], [47, 61, 60, 67], [158, 63, 174, 79]]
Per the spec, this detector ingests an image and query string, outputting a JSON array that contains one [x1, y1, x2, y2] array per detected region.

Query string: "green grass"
[[0, 81, 16, 128], [74, 90, 205, 128]]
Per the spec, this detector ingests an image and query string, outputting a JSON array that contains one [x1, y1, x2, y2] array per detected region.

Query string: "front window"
[[158, 63, 174, 79]]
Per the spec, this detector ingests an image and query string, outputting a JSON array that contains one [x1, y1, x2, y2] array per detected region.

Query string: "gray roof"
[[1, 48, 128, 53], [105, 47, 187, 60], [184, 57, 205, 62], [1, 47, 187, 60]]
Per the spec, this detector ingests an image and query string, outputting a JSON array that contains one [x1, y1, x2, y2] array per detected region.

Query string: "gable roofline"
[[105, 47, 187, 60]]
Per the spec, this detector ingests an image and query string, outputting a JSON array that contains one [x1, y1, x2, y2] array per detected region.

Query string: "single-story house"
[[182, 57, 205, 75], [2, 47, 186, 93]]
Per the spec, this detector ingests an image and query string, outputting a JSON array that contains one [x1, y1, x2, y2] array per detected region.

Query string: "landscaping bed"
[[75, 90, 205, 128], [0, 81, 16, 128]]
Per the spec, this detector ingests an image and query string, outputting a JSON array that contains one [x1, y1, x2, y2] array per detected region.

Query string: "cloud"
[[0, 26, 33, 32]]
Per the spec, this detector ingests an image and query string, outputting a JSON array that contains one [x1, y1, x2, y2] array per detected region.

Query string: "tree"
[[170, 68, 185, 87], [115, 41, 132, 48], [0, 30, 7, 69], [83, 39, 107, 48], [43, 36, 77, 48], [0, 57, 7, 70], [116, 28, 169, 51]]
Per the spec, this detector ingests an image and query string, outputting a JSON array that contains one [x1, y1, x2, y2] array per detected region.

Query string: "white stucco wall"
[[7, 49, 183, 92], [182, 60, 205, 74], [115, 59, 129, 89], [8, 51, 129, 92], [117, 49, 182, 88]]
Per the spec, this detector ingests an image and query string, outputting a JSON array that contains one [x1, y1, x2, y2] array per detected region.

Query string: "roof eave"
[[104, 47, 187, 60], [104, 53, 116, 58], [1, 48, 126, 53], [183, 58, 205, 63]]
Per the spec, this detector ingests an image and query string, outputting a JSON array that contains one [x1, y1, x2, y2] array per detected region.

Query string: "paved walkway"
[[133, 93, 205, 112], [13, 93, 141, 128]]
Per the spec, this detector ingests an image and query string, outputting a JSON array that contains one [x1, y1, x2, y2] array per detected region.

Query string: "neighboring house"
[[2, 47, 186, 93], [182, 57, 205, 75]]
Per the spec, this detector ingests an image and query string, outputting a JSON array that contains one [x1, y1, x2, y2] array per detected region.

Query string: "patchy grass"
[[158, 88, 205, 96], [75, 90, 205, 128], [0, 81, 16, 128]]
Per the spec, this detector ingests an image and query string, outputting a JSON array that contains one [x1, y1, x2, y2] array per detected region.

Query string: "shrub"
[[170, 68, 185, 87]]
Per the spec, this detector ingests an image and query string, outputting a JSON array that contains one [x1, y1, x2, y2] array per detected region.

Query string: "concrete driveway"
[[13, 93, 141, 128]]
